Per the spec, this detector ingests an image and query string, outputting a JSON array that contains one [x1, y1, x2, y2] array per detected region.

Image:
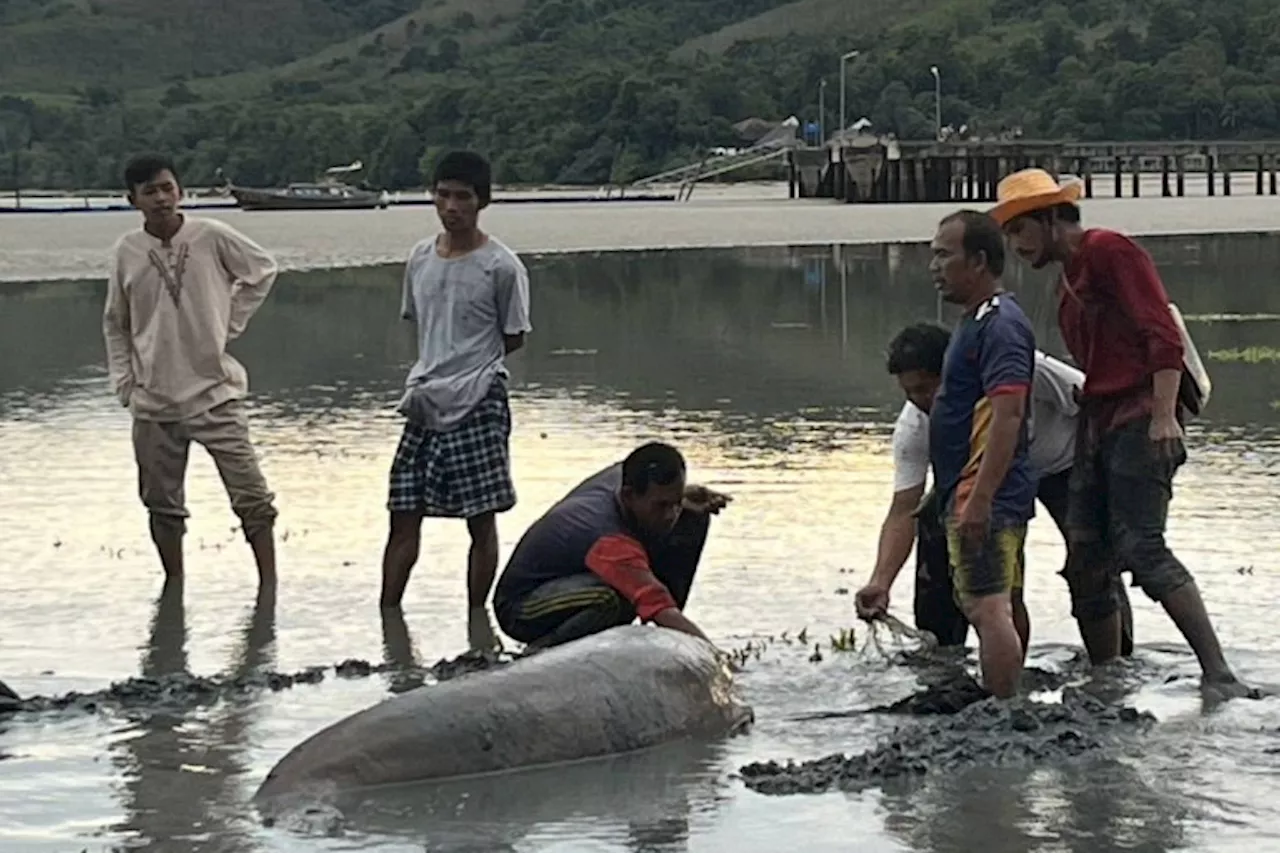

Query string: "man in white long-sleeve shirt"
[[855, 322, 1134, 662], [103, 153, 279, 587]]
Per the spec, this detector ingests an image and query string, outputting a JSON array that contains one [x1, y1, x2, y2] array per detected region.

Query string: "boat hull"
[[229, 187, 386, 212]]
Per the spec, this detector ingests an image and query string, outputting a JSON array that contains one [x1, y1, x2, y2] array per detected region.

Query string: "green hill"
[[0, 0, 1277, 191]]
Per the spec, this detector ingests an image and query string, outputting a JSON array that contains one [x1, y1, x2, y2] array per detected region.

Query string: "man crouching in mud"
[[492, 442, 730, 651], [914, 210, 1038, 699], [855, 322, 1135, 662], [993, 169, 1258, 700]]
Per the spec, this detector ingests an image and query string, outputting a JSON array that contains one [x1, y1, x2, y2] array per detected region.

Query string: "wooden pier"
[[788, 139, 1280, 204]]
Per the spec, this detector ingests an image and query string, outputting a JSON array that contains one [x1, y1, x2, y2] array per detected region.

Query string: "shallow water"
[[2, 232, 1280, 851]]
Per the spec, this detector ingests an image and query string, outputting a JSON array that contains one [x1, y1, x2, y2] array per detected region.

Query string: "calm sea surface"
[[1, 212, 1279, 852]]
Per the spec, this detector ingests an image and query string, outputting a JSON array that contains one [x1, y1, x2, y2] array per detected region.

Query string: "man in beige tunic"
[[103, 153, 279, 587]]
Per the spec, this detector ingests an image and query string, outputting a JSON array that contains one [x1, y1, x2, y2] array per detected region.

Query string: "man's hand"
[[957, 494, 993, 546], [855, 582, 890, 622], [1149, 412, 1184, 460], [683, 484, 732, 515]]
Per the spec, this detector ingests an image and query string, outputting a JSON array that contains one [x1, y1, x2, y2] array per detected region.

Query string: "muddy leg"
[[1040, 467, 1128, 663], [1106, 420, 1255, 698], [465, 512, 499, 609], [948, 519, 1027, 698], [465, 512, 502, 651], [1011, 588, 1030, 664], [380, 511, 424, 608], [966, 593, 1024, 699]]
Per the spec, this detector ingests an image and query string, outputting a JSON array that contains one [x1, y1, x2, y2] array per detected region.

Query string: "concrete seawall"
[[1, 183, 1278, 283]]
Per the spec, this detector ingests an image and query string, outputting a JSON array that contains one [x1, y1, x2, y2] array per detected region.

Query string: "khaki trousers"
[[132, 399, 277, 539]]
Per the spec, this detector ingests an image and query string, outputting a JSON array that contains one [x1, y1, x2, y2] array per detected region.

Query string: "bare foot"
[[467, 607, 503, 654], [1201, 673, 1264, 702]]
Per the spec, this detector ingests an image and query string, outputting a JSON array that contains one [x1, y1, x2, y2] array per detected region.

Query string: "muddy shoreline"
[[0, 651, 509, 719]]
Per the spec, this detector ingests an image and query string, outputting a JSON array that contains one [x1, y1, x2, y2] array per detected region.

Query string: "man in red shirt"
[[992, 168, 1256, 700]]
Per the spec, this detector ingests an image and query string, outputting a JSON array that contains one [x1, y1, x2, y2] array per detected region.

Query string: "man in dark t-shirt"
[[927, 209, 1037, 699], [493, 442, 730, 650]]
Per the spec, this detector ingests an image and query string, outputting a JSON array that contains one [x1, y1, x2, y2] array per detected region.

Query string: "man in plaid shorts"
[[379, 150, 532, 653]]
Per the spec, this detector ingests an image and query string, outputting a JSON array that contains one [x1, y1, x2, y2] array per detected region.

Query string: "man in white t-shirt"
[[855, 322, 1133, 658]]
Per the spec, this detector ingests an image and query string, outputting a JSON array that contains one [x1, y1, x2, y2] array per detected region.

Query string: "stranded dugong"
[[254, 624, 753, 802]]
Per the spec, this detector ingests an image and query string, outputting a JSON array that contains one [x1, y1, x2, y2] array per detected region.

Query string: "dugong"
[[254, 625, 753, 802]]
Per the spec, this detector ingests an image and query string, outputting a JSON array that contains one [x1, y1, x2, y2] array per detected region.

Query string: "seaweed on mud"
[[740, 687, 1156, 796], [0, 649, 513, 720]]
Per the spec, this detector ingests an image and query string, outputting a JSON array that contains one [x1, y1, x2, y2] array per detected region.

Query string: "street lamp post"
[[818, 78, 827, 144], [838, 49, 860, 144], [930, 65, 942, 140]]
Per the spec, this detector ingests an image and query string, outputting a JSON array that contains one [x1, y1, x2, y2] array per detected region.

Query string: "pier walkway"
[[788, 139, 1280, 204]]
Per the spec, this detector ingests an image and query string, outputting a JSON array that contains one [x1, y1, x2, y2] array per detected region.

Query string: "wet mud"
[[0, 650, 511, 719], [740, 685, 1156, 795], [0, 634, 773, 722]]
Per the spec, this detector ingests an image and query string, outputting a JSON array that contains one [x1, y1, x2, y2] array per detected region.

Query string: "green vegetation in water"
[[0, 0, 1278, 190], [1207, 347, 1280, 364], [1182, 313, 1280, 323]]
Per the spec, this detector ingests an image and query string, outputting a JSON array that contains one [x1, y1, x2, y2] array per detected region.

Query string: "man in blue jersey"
[[926, 209, 1038, 698], [855, 323, 1135, 662]]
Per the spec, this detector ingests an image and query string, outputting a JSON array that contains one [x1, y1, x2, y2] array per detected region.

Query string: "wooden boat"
[[216, 162, 388, 212]]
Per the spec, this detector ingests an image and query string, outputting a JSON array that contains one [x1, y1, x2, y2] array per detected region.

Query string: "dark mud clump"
[[866, 665, 1071, 715], [0, 679, 19, 713], [0, 649, 511, 720], [741, 687, 1156, 795]]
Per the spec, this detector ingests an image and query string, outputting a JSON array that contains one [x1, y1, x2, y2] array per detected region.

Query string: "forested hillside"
[[0, 0, 1277, 191]]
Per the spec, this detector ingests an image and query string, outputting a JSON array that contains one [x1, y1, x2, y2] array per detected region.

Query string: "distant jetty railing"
[[789, 139, 1280, 204]]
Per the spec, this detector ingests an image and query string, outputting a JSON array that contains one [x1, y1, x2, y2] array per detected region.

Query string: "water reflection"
[[0, 234, 1278, 852], [327, 739, 725, 853], [4, 233, 1280, 427], [108, 581, 276, 852], [876, 759, 1193, 853]]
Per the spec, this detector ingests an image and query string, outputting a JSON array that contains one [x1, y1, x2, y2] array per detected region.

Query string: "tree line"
[[1, 0, 1277, 192]]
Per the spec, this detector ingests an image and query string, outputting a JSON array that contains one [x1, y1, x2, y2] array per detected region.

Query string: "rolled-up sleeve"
[[584, 534, 677, 621]]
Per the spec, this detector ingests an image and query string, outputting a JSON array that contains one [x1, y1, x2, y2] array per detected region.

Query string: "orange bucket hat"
[[989, 168, 1084, 226]]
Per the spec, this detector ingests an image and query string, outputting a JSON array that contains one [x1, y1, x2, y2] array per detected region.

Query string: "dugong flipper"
[[254, 625, 752, 801]]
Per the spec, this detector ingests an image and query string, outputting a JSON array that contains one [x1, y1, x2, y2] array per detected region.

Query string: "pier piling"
[[808, 138, 1280, 205]]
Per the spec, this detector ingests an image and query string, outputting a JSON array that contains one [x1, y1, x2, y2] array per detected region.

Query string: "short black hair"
[[939, 208, 1006, 277], [123, 153, 180, 195], [621, 442, 686, 494], [886, 322, 951, 376], [432, 149, 492, 205]]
